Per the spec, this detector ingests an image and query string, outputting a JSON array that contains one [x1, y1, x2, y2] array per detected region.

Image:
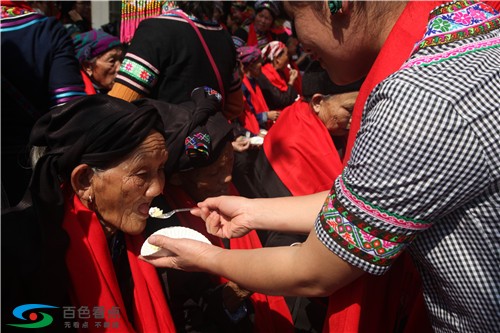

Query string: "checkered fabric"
[[315, 2, 500, 332]]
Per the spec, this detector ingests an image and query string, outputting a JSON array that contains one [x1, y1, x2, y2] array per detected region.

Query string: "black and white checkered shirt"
[[315, 2, 500, 332]]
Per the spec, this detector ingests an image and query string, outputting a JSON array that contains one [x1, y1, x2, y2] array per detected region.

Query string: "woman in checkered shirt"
[[142, 1, 500, 332]]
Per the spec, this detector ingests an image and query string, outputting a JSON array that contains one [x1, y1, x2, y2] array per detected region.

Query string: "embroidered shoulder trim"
[[1, 6, 35, 19], [115, 54, 159, 94], [0, 13, 46, 32], [339, 175, 431, 230], [413, 1, 500, 53], [429, 0, 478, 19], [319, 189, 408, 267], [50, 86, 87, 108], [402, 36, 500, 69]]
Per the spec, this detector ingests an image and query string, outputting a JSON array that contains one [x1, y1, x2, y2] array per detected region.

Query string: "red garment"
[[164, 186, 294, 333], [81, 70, 97, 95], [261, 63, 288, 92], [326, 1, 440, 332], [62, 194, 176, 333], [239, 95, 261, 134], [242, 75, 270, 113], [344, 1, 442, 165], [263, 99, 343, 196], [246, 23, 273, 48], [242, 74, 274, 130]]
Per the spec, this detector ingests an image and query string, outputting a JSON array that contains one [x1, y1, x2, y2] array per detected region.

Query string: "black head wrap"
[[30, 94, 165, 213], [302, 61, 364, 101], [135, 87, 233, 175]]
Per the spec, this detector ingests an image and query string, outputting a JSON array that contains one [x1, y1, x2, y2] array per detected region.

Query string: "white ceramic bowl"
[[249, 136, 264, 146], [141, 226, 211, 257]]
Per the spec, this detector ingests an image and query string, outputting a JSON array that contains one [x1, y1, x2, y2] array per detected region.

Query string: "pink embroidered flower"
[[125, 63, 133, 71], [469, 7, 486, 21], [453, 11, 473, 25]]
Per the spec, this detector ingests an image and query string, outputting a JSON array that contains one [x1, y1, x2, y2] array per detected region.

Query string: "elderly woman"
[[233, 0, 288, 49], [139, 88, 293, 332], [258, 41, 300, 111], [72, 30, 123, 94], [3, 95, 175, 332], [142, 1, 499, 333]]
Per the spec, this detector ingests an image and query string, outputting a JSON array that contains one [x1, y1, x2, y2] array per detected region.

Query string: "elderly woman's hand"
[[267, 110, 280, 121], [232, 136, 250, 152], [140, 235, 223, 271], [288, 69, 298, 85]]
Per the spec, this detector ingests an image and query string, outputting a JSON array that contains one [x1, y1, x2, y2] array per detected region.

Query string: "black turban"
[[301, 61, 364, 101], [135, 87, 234, 176], [29, 94, 166, 217]]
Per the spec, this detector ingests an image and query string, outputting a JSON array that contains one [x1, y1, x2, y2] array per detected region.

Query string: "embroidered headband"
[[72, 30, 121, 64], [262, 41, 286, 62], [237, 45, 262, 66]]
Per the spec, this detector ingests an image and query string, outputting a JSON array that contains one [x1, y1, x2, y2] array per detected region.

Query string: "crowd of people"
[[2, 1, 499, 333]]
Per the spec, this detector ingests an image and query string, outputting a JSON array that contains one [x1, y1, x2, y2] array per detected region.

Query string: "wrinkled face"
[[89, 47, 123, 91], [177, 141, 234, 202], [254, 9, 274, 33], [90, 131, 167, 235], [317, 91, 359, 136], [283, 2, 370, 85]]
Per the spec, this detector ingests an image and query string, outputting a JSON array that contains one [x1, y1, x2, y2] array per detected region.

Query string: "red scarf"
[[344, 1, 442, 165], [164, 185, 294, 333], [261, 63, 288, 92], [239, 95, 261, 135], [242, 75, 270, 114], [63, 194, 176, 332], [326, 2, 440, 332], [246, 23, 273, 48], [81, 70, 97, 95], [263, 99, 343, 196], [242, 74, 275, 130]]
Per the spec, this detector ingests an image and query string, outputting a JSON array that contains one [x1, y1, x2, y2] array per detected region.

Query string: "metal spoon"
[[151, 207, 193, 219]]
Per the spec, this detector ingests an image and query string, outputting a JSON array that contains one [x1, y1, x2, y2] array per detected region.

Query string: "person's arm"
[[191, 191, 328, 239], [257, 75, 298, 110], [142, 226, 364, 297], [108, 82, 143, 102]]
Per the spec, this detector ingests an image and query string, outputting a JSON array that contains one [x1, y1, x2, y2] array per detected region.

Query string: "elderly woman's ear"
[[71, 164, 94, 205], [311, 93, 325, 115], [82, 60, 94, 77]]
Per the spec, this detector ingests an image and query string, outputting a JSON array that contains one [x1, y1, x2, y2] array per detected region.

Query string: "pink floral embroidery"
[[125, 63, 133, 71], [469, 7, 486, 20], [453, 11, 473, 25], [403, 37, 500, 70]]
